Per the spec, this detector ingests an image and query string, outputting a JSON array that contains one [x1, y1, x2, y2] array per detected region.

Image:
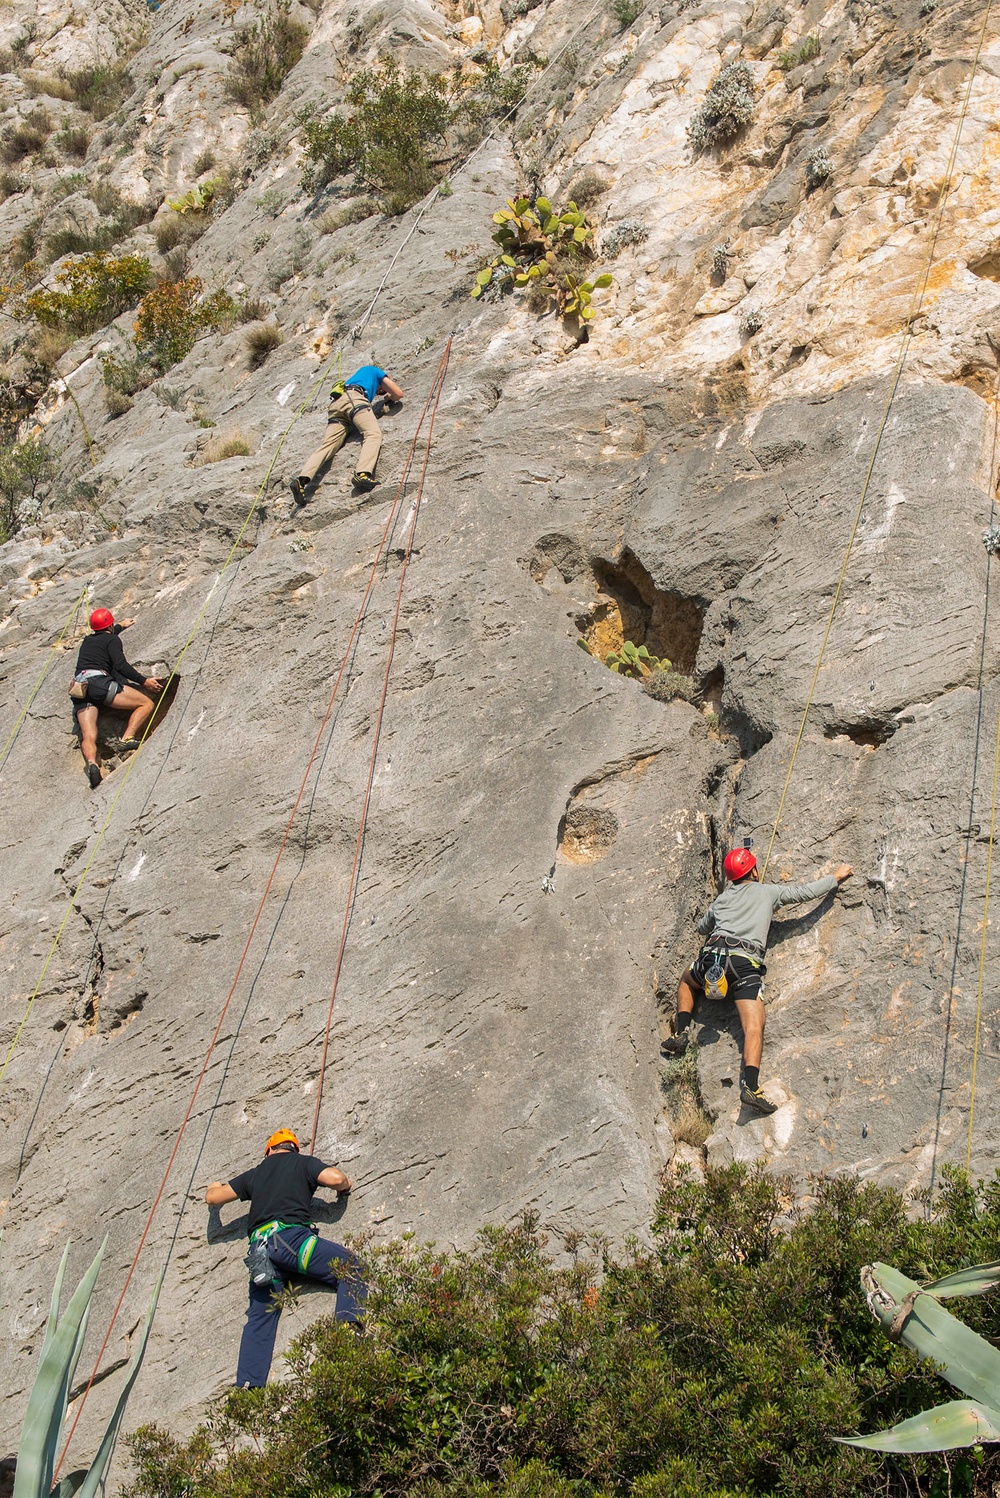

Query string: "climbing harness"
[[696, 936, 765, 998]]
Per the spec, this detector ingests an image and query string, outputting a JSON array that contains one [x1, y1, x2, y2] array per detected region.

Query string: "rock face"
[[0, 0, 999, 1465]]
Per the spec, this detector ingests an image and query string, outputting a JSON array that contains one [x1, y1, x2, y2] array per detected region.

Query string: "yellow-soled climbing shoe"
[[740, 1082, 778, 1115]]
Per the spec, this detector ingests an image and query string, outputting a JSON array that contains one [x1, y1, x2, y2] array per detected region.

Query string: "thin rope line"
[[309, 338, 451, 1151], [966, 698, 1000, 1171]]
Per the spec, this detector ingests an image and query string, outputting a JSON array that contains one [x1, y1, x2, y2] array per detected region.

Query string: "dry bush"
[[201, 430, 253, 462], [105, 388, 134, 417], [316, 197, 380, 233], [1, 107, 52, 162], [31, 328, 72, 370], [154, 214, 209, 253], [245, 321, 282, 369], [238, 296, 269, 322], [56, 123, 90, 158]]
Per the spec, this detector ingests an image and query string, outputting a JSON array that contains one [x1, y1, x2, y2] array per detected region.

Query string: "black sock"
[[675, 1010, 692, 1034], [744, 1064, 760, 1091]]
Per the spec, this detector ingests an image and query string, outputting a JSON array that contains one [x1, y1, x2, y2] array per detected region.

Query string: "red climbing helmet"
[[89, 608, 114, 632], [723, 847, 757, 882]]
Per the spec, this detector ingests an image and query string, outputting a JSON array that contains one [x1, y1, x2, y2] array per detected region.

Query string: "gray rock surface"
[[0, 0, 998, 1469]]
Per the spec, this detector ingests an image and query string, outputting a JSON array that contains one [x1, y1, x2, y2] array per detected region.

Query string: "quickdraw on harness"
[[244, 1220, 319, 1286], [699, 935, 765, 998]]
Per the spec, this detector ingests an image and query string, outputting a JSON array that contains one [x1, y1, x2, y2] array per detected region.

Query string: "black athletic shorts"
[[691, 946, 765, 1003], [72, 673, 120, 714]]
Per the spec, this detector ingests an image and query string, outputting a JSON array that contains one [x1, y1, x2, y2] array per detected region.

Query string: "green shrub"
[[25, 252, 151, 334], [122, 1168, 1000, 1498], [132, 277, 237, 369], [612, 0, 643, 28], [225, 1, 309, 110], [299, 60, 451, 211], [45, 191, 155, 259], [806, 145, 833, 187], [688, 60, 757, 150], [1, 107, 52, 162], [105, 388, 134, 417], [61, 61, 133, 119], [101, 347, 156, 397], [55, 122, 90, 158], [452, 60, 540, 134], [0, 437, 56, 540], [777, 32, 821, 69], [603, 219, 649, 258]]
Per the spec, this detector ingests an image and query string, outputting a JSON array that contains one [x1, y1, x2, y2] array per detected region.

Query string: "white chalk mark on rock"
[[188, 708, 206, 739], [276, 382, 295, 406], [129, 851, 146, 881]]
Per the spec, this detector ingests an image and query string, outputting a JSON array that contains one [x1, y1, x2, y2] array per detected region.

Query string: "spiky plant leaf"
[[837, 1399, 1000, 1453], [863, 1262, 1000, 1407], [923, 1263, 1000, 1299]]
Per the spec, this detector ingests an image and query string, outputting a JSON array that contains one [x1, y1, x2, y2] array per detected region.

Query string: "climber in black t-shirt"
[[70, 608, 163, 789], [205, 1127, 366, 1387]]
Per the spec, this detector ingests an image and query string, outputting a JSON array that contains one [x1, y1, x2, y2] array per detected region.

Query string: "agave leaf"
[[71, 1268, 164, 1498], [923, 1263, 1000, 1299], [863, 1263, 1000, 1407], [13, 1239, 107, 1498], [53, 1472, 88, 1498], [837, 1399, 1000, 1453]]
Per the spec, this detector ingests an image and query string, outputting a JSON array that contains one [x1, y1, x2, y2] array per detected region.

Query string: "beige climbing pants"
[[299, 390, 382, 482]]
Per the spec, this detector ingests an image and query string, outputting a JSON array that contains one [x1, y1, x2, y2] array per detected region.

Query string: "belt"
[[344, 385, 369, 398], [76, 669, 107, 680], [250, 1219, 318, 1272], [709, 934, 765, 959]]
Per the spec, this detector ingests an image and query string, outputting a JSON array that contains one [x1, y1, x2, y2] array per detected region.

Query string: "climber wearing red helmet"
[[663, 846, 853, 1114], [69, 609, 164, 789]]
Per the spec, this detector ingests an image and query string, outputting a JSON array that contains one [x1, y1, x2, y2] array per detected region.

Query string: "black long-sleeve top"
[[74, 627, 146, 687]]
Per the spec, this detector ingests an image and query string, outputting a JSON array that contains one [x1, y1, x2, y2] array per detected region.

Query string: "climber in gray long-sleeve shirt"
[[662, 845, 853, 1115]]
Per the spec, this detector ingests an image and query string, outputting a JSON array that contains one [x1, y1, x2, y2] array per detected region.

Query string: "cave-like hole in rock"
[[579, 550, 705, 673], [823, 717, 896, 749], [969, 248, 1000, 282], [557, 805, 619, 864]]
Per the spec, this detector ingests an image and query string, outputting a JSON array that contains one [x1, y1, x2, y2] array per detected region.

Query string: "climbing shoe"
[[353, 471, 377, 492], [661, 1033, 689, 1058], [740, 1081, 778, 1115], [86, 761, 102, 790], [110, 737, 141, 753], [289, 476, 308, 506]]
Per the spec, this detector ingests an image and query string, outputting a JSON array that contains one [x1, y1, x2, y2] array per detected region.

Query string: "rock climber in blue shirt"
[[290, 363, 404, 505]]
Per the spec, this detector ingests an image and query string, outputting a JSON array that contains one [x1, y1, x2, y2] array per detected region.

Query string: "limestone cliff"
[[0, 0, 998, 1464]]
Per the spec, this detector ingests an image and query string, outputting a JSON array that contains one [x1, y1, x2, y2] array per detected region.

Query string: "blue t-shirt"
[[346, 365, 387, 402]]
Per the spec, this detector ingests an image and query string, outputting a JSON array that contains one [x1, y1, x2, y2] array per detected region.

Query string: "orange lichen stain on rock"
[[881, 980, 912, 1025], [581, 595, 625, 661]]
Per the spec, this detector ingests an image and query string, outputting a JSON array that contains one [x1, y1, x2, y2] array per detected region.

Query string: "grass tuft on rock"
[[245, 320, 282, 369], [225, 1, 308, 111]]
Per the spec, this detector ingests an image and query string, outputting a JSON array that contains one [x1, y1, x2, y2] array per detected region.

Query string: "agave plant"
[[836, 1260, 1000, 1452], [14, 1239, 162, 1498]]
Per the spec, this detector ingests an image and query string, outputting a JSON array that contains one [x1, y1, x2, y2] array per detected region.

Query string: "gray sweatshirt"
[[696, 875, 838, 953]]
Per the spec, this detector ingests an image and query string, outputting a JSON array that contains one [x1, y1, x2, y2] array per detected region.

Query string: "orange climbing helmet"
[[723, 847, 757, 882], [266, 1128, 300, 1153], [89, 608, 114, 631]]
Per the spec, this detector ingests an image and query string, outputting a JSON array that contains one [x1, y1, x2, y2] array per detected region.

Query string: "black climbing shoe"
[[353, 471, 377, 492], [86, 761, 102, 790], [289, 476, 308, 506], [661, 1033, 689, 1058], [740, 1081, 778, 1115], [110, 737, 141, 753]]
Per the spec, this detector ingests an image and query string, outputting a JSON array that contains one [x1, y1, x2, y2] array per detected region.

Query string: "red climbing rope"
[[309, 336, 452, 1151], [54, 345, 452, 1474]]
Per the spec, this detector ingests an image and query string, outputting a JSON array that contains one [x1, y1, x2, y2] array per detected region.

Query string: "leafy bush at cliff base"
[[24, 252, 151, 335], [124, 1166, 1000, 1498], [688, 60, 757, 149], [133, 278, 237, 370]]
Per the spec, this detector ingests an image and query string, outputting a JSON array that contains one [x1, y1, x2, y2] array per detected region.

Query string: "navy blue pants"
[[235, 1225, 367, 1388]]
